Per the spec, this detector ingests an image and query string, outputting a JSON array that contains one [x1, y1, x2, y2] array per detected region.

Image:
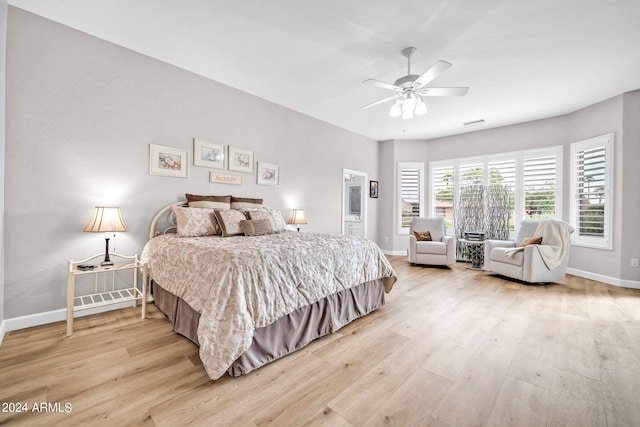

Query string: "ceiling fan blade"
[[363, 79, 403, 91], [360, 95, 399, 110], [413, 60, 452, 88], [418, 87, 469, 96]]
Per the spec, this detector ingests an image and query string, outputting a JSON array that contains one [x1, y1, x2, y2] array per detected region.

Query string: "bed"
[[141, 199, 397, 380]]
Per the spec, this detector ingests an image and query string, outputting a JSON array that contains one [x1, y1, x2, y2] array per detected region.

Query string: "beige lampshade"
[[83, 207, 129, 233], [288, 209, 308, 225]]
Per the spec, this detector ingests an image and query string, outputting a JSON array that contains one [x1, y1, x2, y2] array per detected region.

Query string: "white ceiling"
[[9, 0, 640, 141]]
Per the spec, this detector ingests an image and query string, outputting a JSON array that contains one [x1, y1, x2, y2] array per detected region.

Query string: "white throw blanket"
[[505, 220, 574, 269]]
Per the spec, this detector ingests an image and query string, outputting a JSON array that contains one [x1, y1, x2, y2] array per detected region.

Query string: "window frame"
[[397, 161, 425, 234], [569, 133, 614, 250]]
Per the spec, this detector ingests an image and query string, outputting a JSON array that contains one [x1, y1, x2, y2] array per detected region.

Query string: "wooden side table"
[[66, 253, 146, 336]]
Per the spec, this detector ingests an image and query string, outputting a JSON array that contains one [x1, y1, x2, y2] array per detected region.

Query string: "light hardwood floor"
[[1, 257, 639, 426]]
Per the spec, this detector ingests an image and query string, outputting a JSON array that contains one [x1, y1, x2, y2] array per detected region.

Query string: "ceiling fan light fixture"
[[415, 98, 427, 116], [389, 100, 402, 118], [401, 106, 414, 120]]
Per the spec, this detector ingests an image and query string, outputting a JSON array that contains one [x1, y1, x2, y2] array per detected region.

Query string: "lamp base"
[[101, 237, 113, 266]]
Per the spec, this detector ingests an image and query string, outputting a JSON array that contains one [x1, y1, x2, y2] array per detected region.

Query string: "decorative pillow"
[[185, 194, 231, 210], [240, 219, 273, 236], [521, 236, 543, 246], [213, 209, 247, 237], [270, 209, 288, 232], [414, 230, 432, 241], [172, 206, 220, 237], [230, 196, 263, 209]]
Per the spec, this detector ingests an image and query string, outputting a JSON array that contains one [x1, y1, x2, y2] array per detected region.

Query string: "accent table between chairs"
[[459, 239, 485, 270]]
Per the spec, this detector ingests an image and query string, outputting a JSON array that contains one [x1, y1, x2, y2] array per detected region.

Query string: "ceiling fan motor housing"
[[394, 74, 421, 88]]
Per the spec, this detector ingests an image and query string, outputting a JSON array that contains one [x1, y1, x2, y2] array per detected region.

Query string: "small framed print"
[[370, 180, 379, 198], [149, 144, 189, 178], [193, 138, 226, 170], [228, 146, 254, 173], [209, 172, 242, 185], [257, 162, 280, 186]]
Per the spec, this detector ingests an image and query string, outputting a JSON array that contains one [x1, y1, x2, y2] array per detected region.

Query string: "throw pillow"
[[521, 236, 543, 246], [248, 209, 287, 232], [240, 219, 274, 236], [414, 230, 432, 241], [213, 209, 247, 237]]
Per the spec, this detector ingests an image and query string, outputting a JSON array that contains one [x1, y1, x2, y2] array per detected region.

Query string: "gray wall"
[[379, 94, 640, 284], [0, 0, 7, 328], [4, 8, 379, 319], [621, 91, 640, 281]]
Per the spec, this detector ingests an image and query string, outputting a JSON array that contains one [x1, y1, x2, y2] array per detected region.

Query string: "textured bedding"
[[141, 231, 397, 379]]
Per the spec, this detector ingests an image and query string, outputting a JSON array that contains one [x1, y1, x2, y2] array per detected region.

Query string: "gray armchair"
[[484, 220, 572, 283], [408, 217, 456, 266]]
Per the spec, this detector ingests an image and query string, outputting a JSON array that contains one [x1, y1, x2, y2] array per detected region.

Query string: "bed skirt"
[[152, 279, 386, 376]]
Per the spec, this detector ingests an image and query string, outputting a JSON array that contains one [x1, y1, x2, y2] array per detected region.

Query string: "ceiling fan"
[[361, 47, 469, 119]]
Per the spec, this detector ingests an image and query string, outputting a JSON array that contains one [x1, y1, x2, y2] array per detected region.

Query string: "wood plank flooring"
[[1, 257, 639, 426]]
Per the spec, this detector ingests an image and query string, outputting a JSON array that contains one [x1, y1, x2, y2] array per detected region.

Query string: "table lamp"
[[288, 209, 308, 232], [83, 206, 128, 266]]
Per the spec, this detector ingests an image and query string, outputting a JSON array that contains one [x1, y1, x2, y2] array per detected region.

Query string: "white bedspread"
[[141, 231, 397, 379]]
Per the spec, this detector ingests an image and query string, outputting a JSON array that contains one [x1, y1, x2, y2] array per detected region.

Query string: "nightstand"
[[66, 253, 147, 336]]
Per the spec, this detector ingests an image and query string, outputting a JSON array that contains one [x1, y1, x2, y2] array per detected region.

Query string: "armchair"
[[408, 217, 456, 266], [484, 220, 572, 283]]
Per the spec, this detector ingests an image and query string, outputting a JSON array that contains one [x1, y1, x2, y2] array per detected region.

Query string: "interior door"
[[342, 169, 367, 238]]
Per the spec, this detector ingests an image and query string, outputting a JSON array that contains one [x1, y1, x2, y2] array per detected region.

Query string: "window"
[[523, 153, 558, 220], [430, 146, 562, 234], [570, 134, 614, 249], [431, 164, 454, 229], [398, 162, 424, 233]]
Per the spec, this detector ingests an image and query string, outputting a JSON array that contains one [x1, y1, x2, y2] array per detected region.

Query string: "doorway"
[[342, 169, 367, 238]]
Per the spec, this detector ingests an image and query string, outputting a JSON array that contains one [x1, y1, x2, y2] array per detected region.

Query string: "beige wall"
[[4, 8, 379, 319]]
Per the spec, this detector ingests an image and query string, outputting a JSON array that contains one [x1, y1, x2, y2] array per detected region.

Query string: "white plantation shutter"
[[429, 146, 562, 236], [571, 134, 613, 249], [488, 157, 516, 231], [431, 165, 454, 223], [523, 152, 558, 219], [459, 160, 484, 189], [398, 162, 424, 232]]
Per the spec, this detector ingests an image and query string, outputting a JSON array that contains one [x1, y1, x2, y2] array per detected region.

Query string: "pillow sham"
[[270, 209, 288, 232], [213, 209, 247, 237], [172, 206, 220, 237], [240, 219, 274, 236], [521, 236, 543, 246], [230, 196, 263, 209], [248, 209, 288, 232], [185, 193, 232, 210]]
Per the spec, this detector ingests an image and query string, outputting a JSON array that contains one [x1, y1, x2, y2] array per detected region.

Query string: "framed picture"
[[149, 144, 189, 178], [193, 138, 226, 169], [370, 180, 379, 198], [228, 146, 254, 173], [257, 162, 280, 186]]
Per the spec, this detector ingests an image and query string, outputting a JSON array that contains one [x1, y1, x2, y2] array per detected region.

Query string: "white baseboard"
[[3, 301, 137, 333], [383, 250, 407, 256], [566, 268, 640, 290]]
